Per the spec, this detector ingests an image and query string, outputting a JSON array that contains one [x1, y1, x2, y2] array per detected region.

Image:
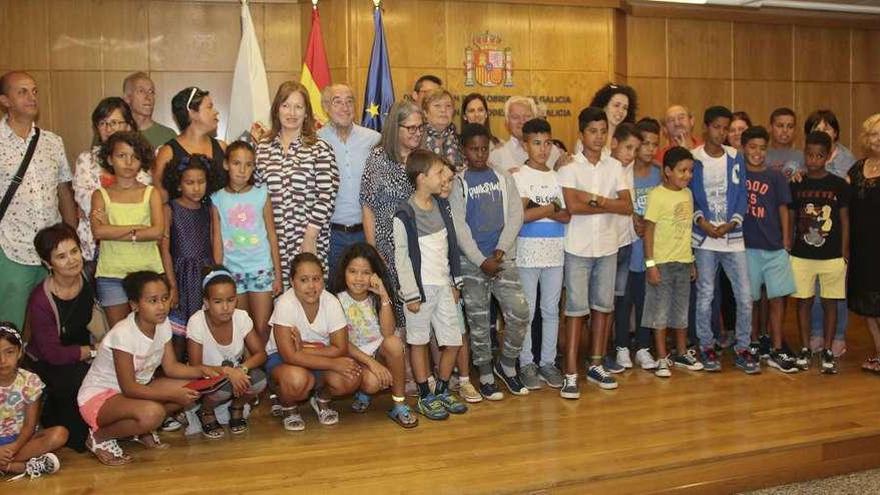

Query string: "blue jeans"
[[518, 265, 563, 367], [695, 249, 753, 351], [327, 229, 366, 283], [810, 288, 847, 343]]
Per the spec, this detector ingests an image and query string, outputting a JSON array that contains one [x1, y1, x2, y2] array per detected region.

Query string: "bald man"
[[317, 84, 381, 279], [655, 104, 702, 164], [0, 71, 76, 328]]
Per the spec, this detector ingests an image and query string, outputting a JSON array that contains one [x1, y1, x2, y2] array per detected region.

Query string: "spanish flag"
[[301, 2, 331, 124]]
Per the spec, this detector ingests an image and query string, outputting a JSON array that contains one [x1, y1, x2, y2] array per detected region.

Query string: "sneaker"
[[795, 347, 811, 371], [616, 347, 633, 369], [735, 349, 761, 374], [586, 364, 618, 390], [655, 357, 672, 378], [537, 364, 564, 388], [458, 380, 483, 403], [270, 393, 283, 417], [603, 355, 625, 374], [436, 391, 468, 414], [748, 341, 761, 358], [634, 348, 659, 370], [479, 381, 504, 401], [758, 334, 772, 359], [161, 416, 182, 432], [767, 349, 799, 374], [10, 453, 60, 480], [559, 374, 580, 399], [449, 374, 461, 392], [701, 348, 722, 372], [493, 361, 529, 395], [821, 349, 838, 374], [673, 349, 704, 371], [518, 363, 542, 390], [416, 394, 449, 420]]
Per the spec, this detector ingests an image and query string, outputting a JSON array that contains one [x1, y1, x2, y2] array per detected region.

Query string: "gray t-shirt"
[[409, 197, 450, 285], [766, 147, 803, 178]]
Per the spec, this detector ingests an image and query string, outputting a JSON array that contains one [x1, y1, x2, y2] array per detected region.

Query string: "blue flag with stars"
[[362, 4, 394, 131]]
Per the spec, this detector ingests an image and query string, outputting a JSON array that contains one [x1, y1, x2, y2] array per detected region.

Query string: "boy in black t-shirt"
[[789, 131, 851, 374]]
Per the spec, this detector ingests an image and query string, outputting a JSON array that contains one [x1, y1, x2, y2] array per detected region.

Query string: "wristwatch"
[[645, 259, 657, 268], [588, 194, 599, 208], [239, 365, 250, 375]]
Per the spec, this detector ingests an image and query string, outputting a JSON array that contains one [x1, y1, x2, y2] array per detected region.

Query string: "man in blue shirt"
[[318, 84, 381, 280]]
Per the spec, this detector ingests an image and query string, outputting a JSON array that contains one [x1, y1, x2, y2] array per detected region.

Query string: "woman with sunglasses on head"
[[152, 87, 227, 202]]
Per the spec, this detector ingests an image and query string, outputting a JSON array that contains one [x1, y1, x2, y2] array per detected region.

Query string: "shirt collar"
[[0, 116, 36, 142]]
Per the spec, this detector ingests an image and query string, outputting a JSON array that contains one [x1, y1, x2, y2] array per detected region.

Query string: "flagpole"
[[312, 0, 318, 9], [373, 0, 381, 8]]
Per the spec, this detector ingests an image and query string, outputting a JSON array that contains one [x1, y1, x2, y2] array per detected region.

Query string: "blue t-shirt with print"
[[629, 165, 662, 272], [744, 168, 791, 251], [464, 168, 505, 258]]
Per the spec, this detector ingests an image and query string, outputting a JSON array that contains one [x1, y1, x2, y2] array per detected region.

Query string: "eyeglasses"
[[330, 98, 355, 109], [98, 119, 127, 129], [400, 124, 424, 135]]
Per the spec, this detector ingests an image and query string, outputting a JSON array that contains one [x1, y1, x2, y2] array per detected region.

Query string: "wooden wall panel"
[[732, 80, 794, 128], [529, 6, 609, 73], [31, 71, 55, 131], [733, 23, 792, 81], [795, 82, 852, 145], [51, 72, 105, 157], [627, 76, 666, 122], [309, 0, 350, 70], [668, 78, 732, 136], [626, 16, 665, 78], [852, 30, 880, 83], [355, 0, 447, 69], [793, 26, 850, 82], [668, 19, 732, 80], [264, 3, 302, 73], [445, 2, 531, 71], [0, 0, 50, 70], [531, 70, 609, 150], [853, 84, 880, 151]]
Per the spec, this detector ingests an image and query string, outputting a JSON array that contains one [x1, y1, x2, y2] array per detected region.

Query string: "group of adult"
[[3, 67, 880, 453]]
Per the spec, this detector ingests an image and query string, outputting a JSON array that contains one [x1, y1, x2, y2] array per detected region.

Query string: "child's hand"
[[698, 218, 721, 238], [169, 286, 179, 309], [788, 170, 804, 183], [0, 445, 15, 466], [368, 360, 393, 389], [174, 387, 200, 407], [225, 367, 251, 397], [407, 301, 421, 313], [633, 215, 645, 237], [200, 365, 222, 378], [481, 257, 502, 276], [716, 222, 735, 236], [493, 249, 505, 261], [451, 287, 460, 304], [647, 266, 662, 286], [368, 274, 387, 297], [334, 357, 362, 379], [300, 237, 317, 255], [249, 121, 268, 142], [272, 272, 283, 296], [690, 264, 697, 282]]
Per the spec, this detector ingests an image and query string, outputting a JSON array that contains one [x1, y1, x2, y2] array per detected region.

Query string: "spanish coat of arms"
[[464, 32, 513, 87]]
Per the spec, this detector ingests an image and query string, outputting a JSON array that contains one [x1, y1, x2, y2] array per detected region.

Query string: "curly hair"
[[161, 153, 224, 202], [100, 131, 155, 174], [330, 242, 396, 317], [589, 83, 638, 124]]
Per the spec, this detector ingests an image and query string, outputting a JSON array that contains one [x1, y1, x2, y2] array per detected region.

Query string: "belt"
[[330, 223, 364, 233]]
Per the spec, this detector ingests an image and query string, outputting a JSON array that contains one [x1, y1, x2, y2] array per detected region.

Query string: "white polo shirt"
[[556, 152, 627, 258]]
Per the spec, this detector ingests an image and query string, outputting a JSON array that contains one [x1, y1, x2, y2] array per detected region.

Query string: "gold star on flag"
[[367, 103, 379, 117]]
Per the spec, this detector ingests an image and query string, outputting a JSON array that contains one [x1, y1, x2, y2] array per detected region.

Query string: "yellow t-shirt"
[[644, 185, 694, 264]]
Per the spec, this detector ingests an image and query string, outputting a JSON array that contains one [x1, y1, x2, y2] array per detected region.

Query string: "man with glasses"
[[0, 71, 76, 328], [122, 72, 177, 148], [318, 84, 381, 279]]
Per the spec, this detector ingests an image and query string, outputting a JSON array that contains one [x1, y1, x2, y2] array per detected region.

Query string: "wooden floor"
[[15, 322, 880, 495]]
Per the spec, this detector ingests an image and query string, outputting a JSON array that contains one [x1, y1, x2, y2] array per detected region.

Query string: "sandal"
[[862, 356, 880, 374], [197, 408, 225, 439], [229, 405, 248, 434], [132, 431, 169, 450], [351, 391, 371, 413], [387, 402, 419, 429], [87, 430, 133, 466], [309, 394, 339, 426], [282, 406, 305, 431]]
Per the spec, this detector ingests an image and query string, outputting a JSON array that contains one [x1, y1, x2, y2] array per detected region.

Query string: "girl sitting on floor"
[[265, 253, 362, 431], [331, 243, 417, 428], [186, 266, 268, 438], [77, 271, 221, 465], [0, 322, 67, 480]]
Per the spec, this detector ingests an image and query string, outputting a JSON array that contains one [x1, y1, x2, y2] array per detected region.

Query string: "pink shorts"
[[79, 389, 119, 430]]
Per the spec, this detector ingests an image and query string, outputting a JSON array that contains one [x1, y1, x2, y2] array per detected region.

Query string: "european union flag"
[[361, 3, 394, 131]]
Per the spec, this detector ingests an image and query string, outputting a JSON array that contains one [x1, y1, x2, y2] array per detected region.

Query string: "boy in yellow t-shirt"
[[642, 146, 699, 378]]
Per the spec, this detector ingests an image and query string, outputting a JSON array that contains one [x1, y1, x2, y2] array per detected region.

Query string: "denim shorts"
[[265, 352, 322, 381], [746, 248, 796, 300], [233, 269, 275, 294], [96, 276, 128, 307], [563, 252, 617, 316], [642, 262, 691, 330]]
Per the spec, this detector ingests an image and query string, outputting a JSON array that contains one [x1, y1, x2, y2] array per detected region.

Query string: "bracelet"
[[381, 299, 391, 307], [129, 229, 137, 243], [238, 365, 249, 375]]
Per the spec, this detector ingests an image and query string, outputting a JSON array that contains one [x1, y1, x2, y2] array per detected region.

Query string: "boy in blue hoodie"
[[393, 150, 468, 420], [691, 105, 758, 374]]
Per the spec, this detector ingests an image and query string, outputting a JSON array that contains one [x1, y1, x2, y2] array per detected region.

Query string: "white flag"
[[226, 0, 270, 142]]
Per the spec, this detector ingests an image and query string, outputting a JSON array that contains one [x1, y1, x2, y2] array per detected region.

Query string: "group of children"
[[0, 102, 865, 477]]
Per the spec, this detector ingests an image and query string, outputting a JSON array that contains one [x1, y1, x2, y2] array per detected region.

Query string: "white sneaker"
[[635, 348, 659, 370], [616, 347, 633, 369], [655, 357, 672, 378]]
